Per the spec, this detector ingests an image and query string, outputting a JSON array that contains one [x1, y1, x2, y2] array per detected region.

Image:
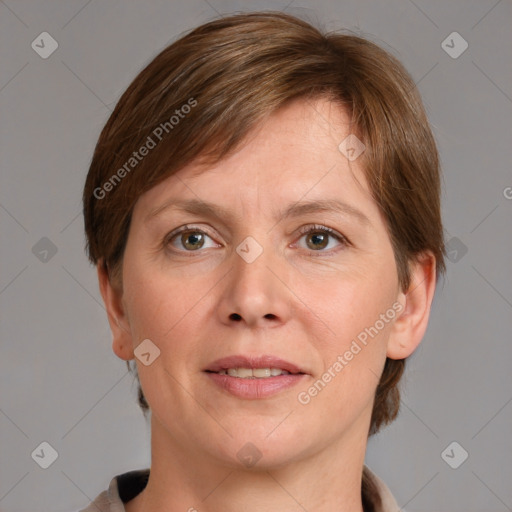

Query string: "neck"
[[127, 416, 369, 512]]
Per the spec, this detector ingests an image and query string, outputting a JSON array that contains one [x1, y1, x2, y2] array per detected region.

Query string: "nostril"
[[230, 313, 242, 321]]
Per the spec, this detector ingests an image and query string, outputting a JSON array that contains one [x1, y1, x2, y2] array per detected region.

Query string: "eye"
[[295, 224, 349, 254], [164, 223, 349, 256], [165, 225, 219, 253]]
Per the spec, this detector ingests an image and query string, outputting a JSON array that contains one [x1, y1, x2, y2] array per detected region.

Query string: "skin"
[[98, 97, 436, 512]]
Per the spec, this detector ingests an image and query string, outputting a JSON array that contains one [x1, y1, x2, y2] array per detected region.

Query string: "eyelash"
[[164, 224, 349, 257]]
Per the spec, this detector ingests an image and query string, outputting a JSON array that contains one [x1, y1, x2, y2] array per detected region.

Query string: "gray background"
[[1, 1, 511, 511]]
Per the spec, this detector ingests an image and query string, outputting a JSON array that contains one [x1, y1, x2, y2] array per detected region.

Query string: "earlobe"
[[386, 252, 437, 360], [97, 260, 134, 361]]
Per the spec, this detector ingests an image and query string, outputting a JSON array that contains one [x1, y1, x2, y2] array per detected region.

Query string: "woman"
[[81, 11, 445, 512]]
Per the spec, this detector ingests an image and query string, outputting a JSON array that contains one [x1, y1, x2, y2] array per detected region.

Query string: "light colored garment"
[[365, 466, 401, 511], [79, 465, 400, 512]]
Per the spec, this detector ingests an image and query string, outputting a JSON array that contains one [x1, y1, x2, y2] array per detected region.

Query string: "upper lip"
[[204, 355, 307, 375]]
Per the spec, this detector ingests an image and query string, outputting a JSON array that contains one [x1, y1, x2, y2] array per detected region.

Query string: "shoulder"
[[363, 465, 400, 512], [77, 486, 122, 512], [78, 469, 149, 512], [77, 469, 150, 511]]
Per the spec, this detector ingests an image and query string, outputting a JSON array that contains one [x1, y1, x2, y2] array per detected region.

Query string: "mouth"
[[203, 355, 308, 399], [204, 354, 306, 376], [213, 367, 296, 378]]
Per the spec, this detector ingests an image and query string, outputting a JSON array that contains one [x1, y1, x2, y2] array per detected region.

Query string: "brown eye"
[[305, 231, 329, 250], [296, 225, 348, 254], [165, 225, 219, 253], [180, 231, 205, 251]]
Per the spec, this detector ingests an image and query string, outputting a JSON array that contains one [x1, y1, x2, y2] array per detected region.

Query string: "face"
[[110, 98, 408, 469]]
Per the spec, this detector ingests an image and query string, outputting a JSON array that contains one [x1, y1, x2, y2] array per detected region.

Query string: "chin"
[[208, 423, 313, 470]]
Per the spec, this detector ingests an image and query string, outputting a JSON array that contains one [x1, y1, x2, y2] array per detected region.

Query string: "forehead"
[[132, 97, 377, 223]]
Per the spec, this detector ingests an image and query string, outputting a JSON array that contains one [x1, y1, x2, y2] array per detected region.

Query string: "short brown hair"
[[83, 11, 445, 435]]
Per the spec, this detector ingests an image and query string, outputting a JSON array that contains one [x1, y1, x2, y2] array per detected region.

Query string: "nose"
[[215, 238, 292, 329]]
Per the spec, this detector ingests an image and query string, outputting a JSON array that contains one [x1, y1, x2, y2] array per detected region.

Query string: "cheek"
[[122, 267, 186, 347], [300, 263, 398, 349], [295, 258, 398, 407], [297, 293, 394, 426], [122, 269, 206, 411]]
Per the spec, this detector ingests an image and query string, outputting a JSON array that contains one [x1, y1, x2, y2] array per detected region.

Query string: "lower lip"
[[205, 372, 306, 399]]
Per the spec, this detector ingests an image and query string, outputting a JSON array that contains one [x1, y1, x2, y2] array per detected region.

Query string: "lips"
[[203, 355, 308, 399], [204, 355, 306, 375]]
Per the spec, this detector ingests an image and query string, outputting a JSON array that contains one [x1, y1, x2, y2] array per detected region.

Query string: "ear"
[[387, 252, 437, 360], [97, 260, 134, 361]]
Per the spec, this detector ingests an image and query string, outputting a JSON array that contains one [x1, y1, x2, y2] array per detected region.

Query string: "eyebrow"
[[145, 198, 371, 227]]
